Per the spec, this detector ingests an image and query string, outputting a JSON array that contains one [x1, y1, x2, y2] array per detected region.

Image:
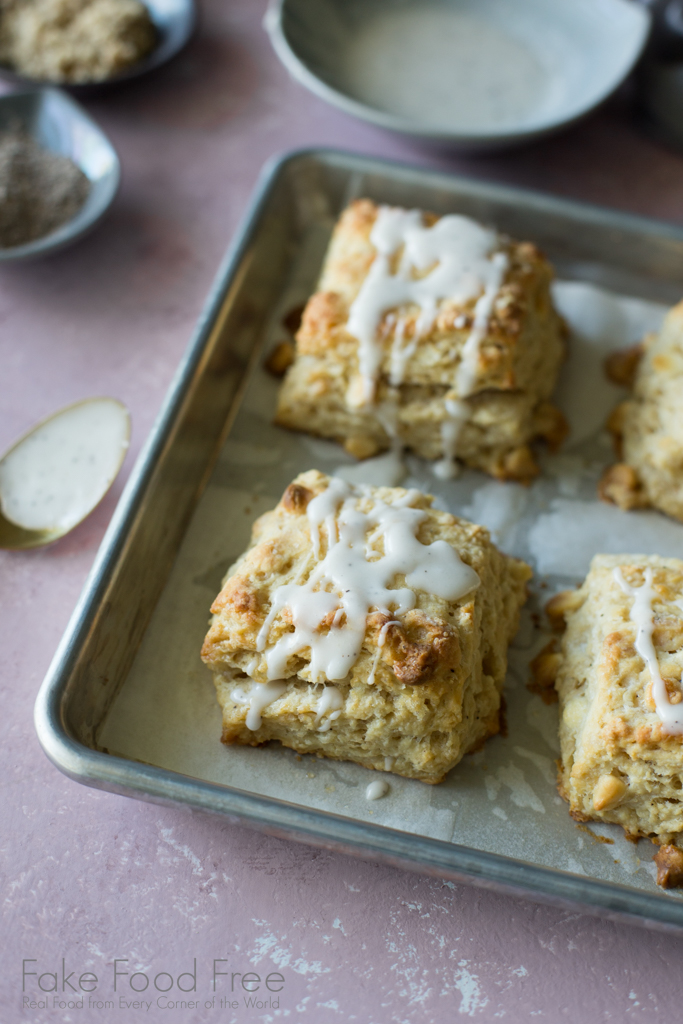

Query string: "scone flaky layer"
[[553, 555, 683, 841], [603, 300, 683, 522]]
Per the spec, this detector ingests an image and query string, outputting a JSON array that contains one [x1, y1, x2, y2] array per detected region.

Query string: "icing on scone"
[[367, 617, 400, 686], [230, 679, 287, 731], [315, 684, 344, 732], [434, 398, 470, 480], [255, 477, 480, 684], [345, 205, 509, 477], [613, 567, 683, 734]]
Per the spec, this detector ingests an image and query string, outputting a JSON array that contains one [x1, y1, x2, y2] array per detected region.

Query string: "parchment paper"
[[99, 231, 683, 898]]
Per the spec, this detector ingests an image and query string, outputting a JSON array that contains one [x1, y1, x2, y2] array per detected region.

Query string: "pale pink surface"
[[3, 3, 683, 1021]]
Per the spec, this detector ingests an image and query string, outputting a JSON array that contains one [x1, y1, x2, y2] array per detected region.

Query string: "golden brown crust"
[[533, 401, 569, 453], [493, 444, 540, 484], [605, 403, 627, 459], [604, 342, 644, 388], [654, 844, 683, 888], [265, 340, 295, 377], [553, 554, 683, 882], [343, 435, 380, 460], [528, 640, 561, 704], [545, 588, 585, 631], [598, 463, 649, 511], [282, 303, 305, 335], [601, 303, 683, 523], [382, 612, 457, 686], [275, 199, 566, 478], [281, 482, 313, 514], [202, 470, 531, 783]]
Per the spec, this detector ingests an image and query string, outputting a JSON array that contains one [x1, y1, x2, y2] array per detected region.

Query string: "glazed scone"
[[275, 199, 567, 482], [542, 555, 683, 880], [600, 300, 683, 522], [201, 470, 531, 783]]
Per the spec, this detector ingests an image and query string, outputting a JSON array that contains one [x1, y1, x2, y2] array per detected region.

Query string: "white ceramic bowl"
[[266, 0, 651, 150]]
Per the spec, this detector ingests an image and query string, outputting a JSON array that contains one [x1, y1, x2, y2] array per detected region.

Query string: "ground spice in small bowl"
[[0, 128, 90, 247], [0, 0, 157, 83]]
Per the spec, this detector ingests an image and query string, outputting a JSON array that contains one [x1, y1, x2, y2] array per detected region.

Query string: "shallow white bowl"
[[266, 0, 651, 150]]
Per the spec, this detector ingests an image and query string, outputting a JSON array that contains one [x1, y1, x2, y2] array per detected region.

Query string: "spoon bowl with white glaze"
[[266, 0, 651, 150], [0, 398, 130, 550]]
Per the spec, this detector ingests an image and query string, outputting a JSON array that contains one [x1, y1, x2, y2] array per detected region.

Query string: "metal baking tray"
[[35, 148, 683, 931]]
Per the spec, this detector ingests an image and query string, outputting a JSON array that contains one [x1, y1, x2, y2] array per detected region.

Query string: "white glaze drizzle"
[[613, 567, 683, 734], [455, 251, 509, 395], [367, 618, 401, 687], [231, 679, 287, 731], [318, 712, 342, 734], [315, 685, 344, 733], [366, 779, 390, 801], [384, 756, 395, 771], [389, 317, 419, 387], [256, 478, 479, 684], [345, 205, 508, 471], [433, 398, 470, 481]]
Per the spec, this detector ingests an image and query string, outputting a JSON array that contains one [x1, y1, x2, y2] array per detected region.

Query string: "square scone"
[[601, 299, 683, 523], [542, 555, 683, 883], [201, 470, 531, 783], [274, 199, 567, 482]]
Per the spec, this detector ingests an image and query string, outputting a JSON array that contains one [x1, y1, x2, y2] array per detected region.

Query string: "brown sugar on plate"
[[201, 470, 531, 784], [0, 0, 157, 83], [274, 199, 567, 483], [536, 555, 683, 887]]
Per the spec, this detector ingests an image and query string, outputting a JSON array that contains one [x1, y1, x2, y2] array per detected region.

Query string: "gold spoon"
[[0, 397, 130, 550]]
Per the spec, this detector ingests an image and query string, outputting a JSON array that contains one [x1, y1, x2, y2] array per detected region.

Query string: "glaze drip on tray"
[[256, 477, 479, 683]]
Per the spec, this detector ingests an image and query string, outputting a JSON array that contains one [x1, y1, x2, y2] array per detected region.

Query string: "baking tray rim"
[[33, 145, 683, 930]]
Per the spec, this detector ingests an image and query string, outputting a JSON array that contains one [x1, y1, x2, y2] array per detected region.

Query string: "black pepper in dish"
[[0, 128, 90, 247]]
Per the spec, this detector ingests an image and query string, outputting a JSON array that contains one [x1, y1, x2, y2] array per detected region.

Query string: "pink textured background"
[[4, 2, 683, 1020]]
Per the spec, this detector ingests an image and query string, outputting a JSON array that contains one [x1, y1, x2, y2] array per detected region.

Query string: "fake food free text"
[[22, 959, 285, 994]]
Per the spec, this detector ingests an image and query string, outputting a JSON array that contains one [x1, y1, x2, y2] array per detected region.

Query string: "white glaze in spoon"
[[0, 397, 129, 546]]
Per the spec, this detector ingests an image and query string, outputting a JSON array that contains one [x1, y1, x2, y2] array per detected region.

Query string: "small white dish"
[[0, 88, 120, 261], [266, 0, 651, 150]]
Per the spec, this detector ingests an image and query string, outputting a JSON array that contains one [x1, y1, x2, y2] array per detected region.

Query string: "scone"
[[274, 199, 567, 482], [201, 470, 531, 783], [600, 300, 683, 523], [538, 554, 683, 887]]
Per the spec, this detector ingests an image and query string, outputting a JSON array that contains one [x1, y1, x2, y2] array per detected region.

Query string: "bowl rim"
[[0, 86, 121, 262], [265, 0, 652, 145]]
